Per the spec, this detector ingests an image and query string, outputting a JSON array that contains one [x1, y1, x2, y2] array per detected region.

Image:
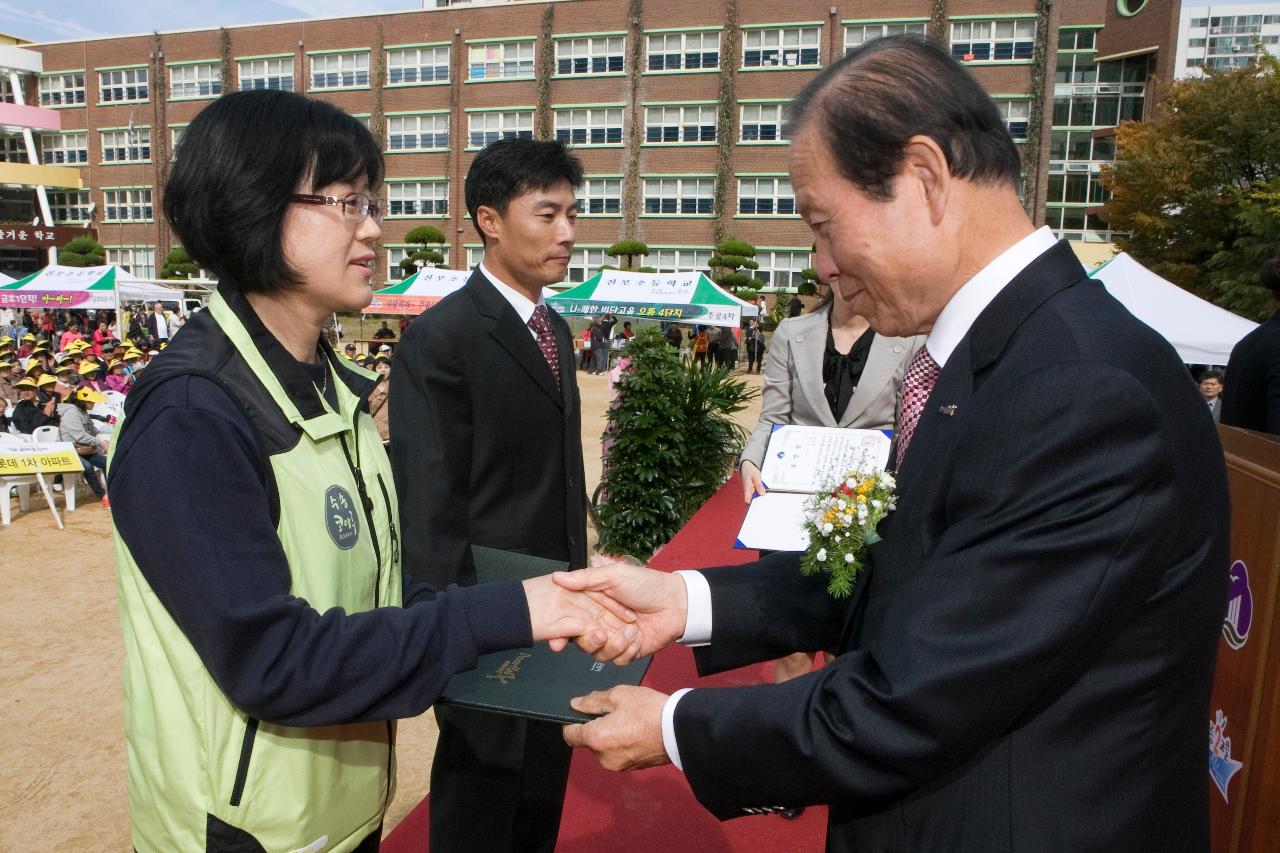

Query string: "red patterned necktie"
[[895, 346, 941, 468], [528, 304, 561, 386]]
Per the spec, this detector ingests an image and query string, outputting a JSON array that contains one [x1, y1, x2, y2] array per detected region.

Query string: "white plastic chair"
[[0, 433, 36, 525], [32, 425, 87, 510]]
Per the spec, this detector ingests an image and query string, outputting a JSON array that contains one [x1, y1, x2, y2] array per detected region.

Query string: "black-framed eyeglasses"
[[290, 192, 387, 225]]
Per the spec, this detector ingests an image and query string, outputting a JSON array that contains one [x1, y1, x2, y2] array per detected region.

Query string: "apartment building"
[[1177, 3, 1280, 77], [0, 0, 1185, 284]]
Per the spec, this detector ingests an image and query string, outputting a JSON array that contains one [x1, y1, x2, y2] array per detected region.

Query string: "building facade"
[[1176, 4, 1280, 78], [1, 0, 1184, 287]]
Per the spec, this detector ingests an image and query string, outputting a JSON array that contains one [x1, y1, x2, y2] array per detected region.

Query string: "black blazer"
[[390, 269, 588, 589], [675, 242, 1230, 851], [1221, 310, 1280, 434]]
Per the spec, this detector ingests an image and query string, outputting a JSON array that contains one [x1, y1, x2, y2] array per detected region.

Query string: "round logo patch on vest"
[[324, 485, 360, 550]]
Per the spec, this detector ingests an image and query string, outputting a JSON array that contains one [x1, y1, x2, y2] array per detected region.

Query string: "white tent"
[[115, 269, 186, 303], [0, 272, 13, 285], [1090, 253, 1259, 365]]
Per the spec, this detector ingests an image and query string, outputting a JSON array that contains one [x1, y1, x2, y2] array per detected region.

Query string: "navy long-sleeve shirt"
[[109, 374, 532, 727]]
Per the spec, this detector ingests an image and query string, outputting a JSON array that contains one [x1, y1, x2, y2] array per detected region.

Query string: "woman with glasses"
[[107, 90, 631, 853]]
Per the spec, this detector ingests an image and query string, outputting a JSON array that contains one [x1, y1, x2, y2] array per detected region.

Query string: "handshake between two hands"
[[520, 563, 687, 771]]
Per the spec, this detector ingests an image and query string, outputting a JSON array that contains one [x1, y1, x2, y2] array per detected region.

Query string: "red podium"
[[1209, 426, 1280, 851]]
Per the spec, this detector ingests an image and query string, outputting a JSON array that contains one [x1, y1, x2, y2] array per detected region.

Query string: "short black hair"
[[1201, 368, 1225, 383], [1261, 256, 1280, 297], [164, 89, 383, 294], [465, 139, 583, 243], [786, 36, 1021, 200]]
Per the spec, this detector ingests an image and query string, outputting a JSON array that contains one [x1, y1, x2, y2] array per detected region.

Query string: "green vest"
[[113, 291, 402, 852]]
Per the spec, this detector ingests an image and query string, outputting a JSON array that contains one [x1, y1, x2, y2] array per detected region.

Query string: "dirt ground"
[[0, 362, 764, 852]]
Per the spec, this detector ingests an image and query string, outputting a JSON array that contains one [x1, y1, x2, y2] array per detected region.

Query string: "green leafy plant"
[[1101, 56, 1280, 319], [606, 239, 650, 270], [401, 225, 448, 273], [597, 326, 758, 559], [159, 246, 200, 279], [797, 267, 819, 297], [675, 359, 756, 521], [761, 297, 786, 331], [709, 237, 759, 295], [597, 326, 687, 559], [59, 235, 106, 267]]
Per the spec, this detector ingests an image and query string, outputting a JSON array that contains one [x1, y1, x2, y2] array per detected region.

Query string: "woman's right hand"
[[740, 460, 767, 504]]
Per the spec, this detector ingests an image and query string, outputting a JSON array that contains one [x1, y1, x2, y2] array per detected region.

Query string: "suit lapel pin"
[[939, 404, 958, 416]]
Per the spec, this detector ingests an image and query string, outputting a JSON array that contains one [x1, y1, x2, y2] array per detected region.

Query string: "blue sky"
[[2, 0, 411, 44]]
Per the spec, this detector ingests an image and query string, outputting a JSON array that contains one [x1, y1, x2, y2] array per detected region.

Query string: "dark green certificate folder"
[[436, 546, 652, 724]]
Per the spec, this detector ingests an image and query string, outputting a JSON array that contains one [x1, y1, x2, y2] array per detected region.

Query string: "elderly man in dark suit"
[[557, 37, 1229, 852], [390, 139, 587, 853]]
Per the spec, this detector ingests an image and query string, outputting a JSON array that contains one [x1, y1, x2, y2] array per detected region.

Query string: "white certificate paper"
[[736, 492, 811, 552], [758, 426, 891, 493]]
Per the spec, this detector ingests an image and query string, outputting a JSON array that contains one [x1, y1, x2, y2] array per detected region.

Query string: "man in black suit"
[[390, 139, 588, 853], [558, 37, 1229, 851], [1222, 256, 1280, 434]]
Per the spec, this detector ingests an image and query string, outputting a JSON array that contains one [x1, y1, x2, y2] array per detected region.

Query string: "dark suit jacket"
[[390, 269, 588, 589], [1222, 310, 1280, 435], [145, 312, 168, 340], [676, 242, 1229, 851]]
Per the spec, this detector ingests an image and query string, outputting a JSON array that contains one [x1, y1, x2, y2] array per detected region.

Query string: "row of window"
[[35, 175, 798, 225], [417, 100, 1030, 151], [1188, 15, 1280, 32], [1046, 31, 1143, 244], [37, 19, 1042, 106], [386, 246, 813, 289], [0, 128, 153, 166], [8, 94, 1034, 173]]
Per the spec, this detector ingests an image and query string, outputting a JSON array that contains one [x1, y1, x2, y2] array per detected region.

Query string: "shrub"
[[597, 325, 758, 559]]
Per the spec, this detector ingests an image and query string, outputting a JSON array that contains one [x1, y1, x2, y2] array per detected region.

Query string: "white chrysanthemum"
[[816, 548, 828, 561], [846, 477, 857, 489], [837, 499, 847, 510], [835, 535, 842, 542], [844, 553, 855, 563], [822, 523, 834, 534], [857, 505, 869, 522], [878, 472, 896, 488], [870, 499, 882, 510]]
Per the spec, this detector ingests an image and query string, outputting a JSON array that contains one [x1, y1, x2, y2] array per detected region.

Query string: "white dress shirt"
[[480, 261, 543, 343], [660, 226, 1061, 770]]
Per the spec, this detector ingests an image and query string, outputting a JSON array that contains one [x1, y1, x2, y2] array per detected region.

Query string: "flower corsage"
[[800, 466, 898, 598]]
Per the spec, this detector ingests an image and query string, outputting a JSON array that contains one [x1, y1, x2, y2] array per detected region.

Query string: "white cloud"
[[0, 2, 101, 40], [8, 0, 414, 43]]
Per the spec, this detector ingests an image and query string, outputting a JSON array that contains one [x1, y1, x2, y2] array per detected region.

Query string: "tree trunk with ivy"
[[536, 7, 556, 139], [219, 28, 233, 95], [622, 0, 646, 242], [1022, 0, 1053, 222], [928, 0, 949, 47], [713, 0, 741, 245]]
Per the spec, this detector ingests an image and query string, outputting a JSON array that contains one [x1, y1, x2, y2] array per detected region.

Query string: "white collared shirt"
[[924, 226, 1058, 368], [660, 226, 1063, 771], [480, 261, 543, 342]]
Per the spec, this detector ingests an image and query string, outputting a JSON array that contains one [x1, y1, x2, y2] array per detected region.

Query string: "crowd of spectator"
[[0, 304, 182, 509]]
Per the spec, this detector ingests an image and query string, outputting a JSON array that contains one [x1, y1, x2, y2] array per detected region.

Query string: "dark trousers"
[[80, 452, 107, 497], [429, 705, 572, 853]]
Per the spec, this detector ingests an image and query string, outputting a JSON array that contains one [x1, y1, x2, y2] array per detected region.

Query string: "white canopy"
[[0, 272, 13, 285], [0, 264, 185, 312], [1090, 253, 1259, 365]]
